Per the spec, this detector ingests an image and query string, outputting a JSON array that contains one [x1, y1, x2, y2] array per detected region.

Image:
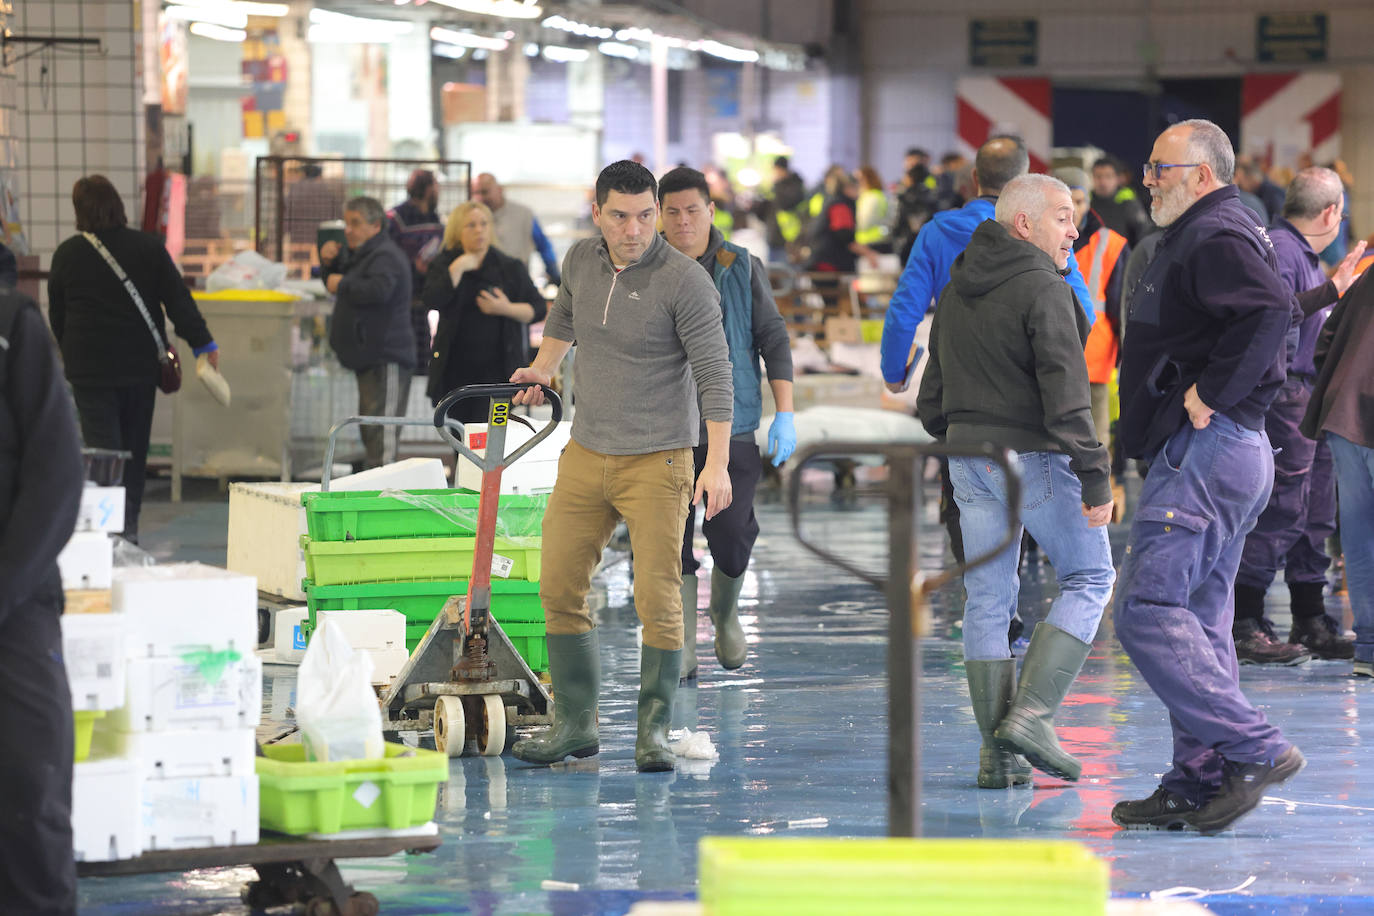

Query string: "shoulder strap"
[[82, 231, 169, 363]]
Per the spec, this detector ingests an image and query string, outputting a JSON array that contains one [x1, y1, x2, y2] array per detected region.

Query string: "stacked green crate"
[[299, 489, 548, 671]]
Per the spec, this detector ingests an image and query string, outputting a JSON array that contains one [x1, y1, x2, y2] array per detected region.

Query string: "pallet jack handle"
[[432, 383, 563, 472]]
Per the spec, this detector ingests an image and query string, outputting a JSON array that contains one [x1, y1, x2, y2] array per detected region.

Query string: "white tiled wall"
[[9, 0, 143, 268]]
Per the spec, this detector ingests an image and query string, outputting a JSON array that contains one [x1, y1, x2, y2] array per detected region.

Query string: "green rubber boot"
[[636, 645, 681, 773], [707, 567, 747, 670], [512, 630, 600, 765], [993, 622, 1091, 781], [966, 659, 1033, 789], [680, 574, 699, 683]]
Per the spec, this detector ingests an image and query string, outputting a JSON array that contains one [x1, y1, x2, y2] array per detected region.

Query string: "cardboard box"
[[61, 613, 127, 712], [65, 589, 112, 615], [823, 316, 863, 345]]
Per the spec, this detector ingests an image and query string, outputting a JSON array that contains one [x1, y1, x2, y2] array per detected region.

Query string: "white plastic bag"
[[206, 250, 289, 292], [295, 621, 384, 762]]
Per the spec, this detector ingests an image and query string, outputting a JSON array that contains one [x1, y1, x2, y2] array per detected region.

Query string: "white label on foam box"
[[76, 485, 125, 533]]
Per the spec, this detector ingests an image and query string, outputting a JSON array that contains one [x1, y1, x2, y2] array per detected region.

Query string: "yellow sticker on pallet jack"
[[490, 402, 509, 426]]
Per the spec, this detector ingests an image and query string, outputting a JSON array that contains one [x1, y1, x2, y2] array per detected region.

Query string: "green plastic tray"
[[303, 578, 545, 667], [302, 535, 542, 586], [301, 489, 547, 541], [256, 742, 447, 836], [698, 838, 1108, 916]]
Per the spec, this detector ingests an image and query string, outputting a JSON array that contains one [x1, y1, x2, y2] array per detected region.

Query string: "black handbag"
[[83, 231, 181, 393]]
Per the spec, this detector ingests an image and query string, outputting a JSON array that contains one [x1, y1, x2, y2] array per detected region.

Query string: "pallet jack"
[[378, 383, 563, 757]]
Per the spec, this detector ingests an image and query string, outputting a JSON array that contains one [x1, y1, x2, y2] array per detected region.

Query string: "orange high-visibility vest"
[[1354, 253, 1374, 283], [1076, 227, 1128, 384]]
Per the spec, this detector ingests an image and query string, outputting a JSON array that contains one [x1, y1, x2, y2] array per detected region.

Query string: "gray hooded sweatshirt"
[[544, 233, 733, 454]]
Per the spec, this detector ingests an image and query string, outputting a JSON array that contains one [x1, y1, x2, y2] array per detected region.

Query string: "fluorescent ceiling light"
[[307, 8, 414, 43], [542, 45, 589, 63], [429, 0, 542, 19], [167, 0, 287, 17], [430, 26, 509, 50], [699, 39, 758, 63], [188, 21, 247, 41], [542, 15, 612, 39], [597, 41, 641, 60], [433, 42, 467, 58], [165, 4, 248, 28]]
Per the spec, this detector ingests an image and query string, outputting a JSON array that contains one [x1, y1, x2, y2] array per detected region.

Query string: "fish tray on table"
[[301, 489, 547, 541], [302, 578, 546, 666], [256, 742, 447, 836], [301, 536, 542, 587]]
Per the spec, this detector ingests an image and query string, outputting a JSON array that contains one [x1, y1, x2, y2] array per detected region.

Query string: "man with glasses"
[[1234, 168, 1369, 665], [1111, 120, 1303, 834]]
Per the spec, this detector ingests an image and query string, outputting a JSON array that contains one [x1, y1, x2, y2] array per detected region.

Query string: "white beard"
[[1150, 182, 1193, 227]]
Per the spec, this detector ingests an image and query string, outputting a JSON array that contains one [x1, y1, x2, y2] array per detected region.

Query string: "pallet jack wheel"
[[477, 694, 506, 757], [434, 695, 466, 757], [303, 891, 381, 916]]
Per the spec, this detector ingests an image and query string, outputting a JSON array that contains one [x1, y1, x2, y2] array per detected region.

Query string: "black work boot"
[[1288, 582, 1355, 659], [1111, 786, 1199, 830], [512, 630, 600, 765], [1189, 746, 1306, 835], [636, 645, 681, 773], [1233, 618, 1311, 666], [993, 623, 1091, 781], [965, 659, 1032, 789]]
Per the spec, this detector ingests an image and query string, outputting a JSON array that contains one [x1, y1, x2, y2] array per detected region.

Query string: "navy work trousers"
[[1115, 415, 1293, 806], [681, 438, 763, 579]]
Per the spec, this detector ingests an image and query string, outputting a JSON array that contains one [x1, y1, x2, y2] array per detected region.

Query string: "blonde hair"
[[442, 199, 494, 251]]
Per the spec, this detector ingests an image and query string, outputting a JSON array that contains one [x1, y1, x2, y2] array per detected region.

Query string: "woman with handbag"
[[48, 175, 219, 543], [421, 199, 547, 422]]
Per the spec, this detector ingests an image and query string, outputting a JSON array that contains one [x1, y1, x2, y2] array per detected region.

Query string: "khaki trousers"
[[540, 439, 694, 649]]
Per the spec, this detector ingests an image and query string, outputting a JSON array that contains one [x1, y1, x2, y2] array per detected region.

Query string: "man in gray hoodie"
[[919, 173, 1115, 790], [509, 161, 734, 773]]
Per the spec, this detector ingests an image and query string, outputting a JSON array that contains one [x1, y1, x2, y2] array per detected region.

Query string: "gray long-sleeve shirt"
[[544, 233, 732, 454]]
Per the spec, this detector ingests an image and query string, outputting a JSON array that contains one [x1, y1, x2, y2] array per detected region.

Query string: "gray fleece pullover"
[[544, 233, 733, 454]]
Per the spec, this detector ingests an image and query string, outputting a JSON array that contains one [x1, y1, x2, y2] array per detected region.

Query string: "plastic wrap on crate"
[[58, 531, 113, 590], [300, 487, 547, 541], [113, 564, 257, 657], [109, 653, 263, 732], [94, 726, 257, 781], [61, 613, 126, 711], [302, 535, 542, 587], [140, 773, 259, 851], [73, 756, 143, 862], [76, 485, 125, 533]]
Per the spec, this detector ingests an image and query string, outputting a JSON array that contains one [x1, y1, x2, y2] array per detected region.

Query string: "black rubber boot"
[[1288, 582, 1355, 659], [965, 659, 1033, 789], [707, 567, 747, 670], [512, 630, 600, 765], [679, 574, 699, 683], [993, 622, 1091, 781], [636, 645, 681, 773]]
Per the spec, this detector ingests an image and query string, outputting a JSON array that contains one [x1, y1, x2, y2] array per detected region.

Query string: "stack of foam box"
[[315, 609, 409, 684], [91, 563, 263, 852], [58, 484, 124, 594]]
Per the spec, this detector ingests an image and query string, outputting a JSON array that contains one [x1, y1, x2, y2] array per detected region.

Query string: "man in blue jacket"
[[1112, 120, 1303, 835], [880, 135, 1093, 564]]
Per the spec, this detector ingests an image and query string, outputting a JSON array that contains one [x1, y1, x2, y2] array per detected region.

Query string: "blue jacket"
[[1270, 219, 1331, 378], [880, 196, 1094, 384]]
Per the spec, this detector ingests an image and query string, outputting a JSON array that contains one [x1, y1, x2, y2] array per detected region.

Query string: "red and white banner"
[[955, 77, 1052, 173], [1240, 72, 1341, 171]]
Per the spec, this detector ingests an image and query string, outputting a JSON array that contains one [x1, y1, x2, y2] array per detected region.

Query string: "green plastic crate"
[[256, 742, 447, 836], [303, 578, 545, 667], [698, 837, 1108, 916], [302, 535, 542, 586], [301, 489, 547, 541]]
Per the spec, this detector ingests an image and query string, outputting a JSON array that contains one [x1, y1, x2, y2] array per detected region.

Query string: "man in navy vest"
[[1112, 120, 1303, 834], [658, 166, 796, 682]]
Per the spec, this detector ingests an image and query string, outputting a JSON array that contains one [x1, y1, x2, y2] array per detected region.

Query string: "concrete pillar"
[[651, 36, 669, 174], [1340, 66, 1374, 245], [486, 44, 529, 122]]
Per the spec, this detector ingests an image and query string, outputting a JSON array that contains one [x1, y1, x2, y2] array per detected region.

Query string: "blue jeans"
[[1115, 415, 1290, 806], [949, 451, 1115, 661], [1326, 433, 1374, 665]]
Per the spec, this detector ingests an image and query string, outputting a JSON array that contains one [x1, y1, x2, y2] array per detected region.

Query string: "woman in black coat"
[[421, 200, 547, 422], [47, 175, 219, 542]]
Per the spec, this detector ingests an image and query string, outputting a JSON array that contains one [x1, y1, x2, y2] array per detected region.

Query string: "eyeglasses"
[[1142, 162, 1201, 181]]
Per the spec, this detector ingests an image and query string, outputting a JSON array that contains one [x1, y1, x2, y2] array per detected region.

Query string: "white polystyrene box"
[[75, 485, 125, 533], [456, 422, 568, 493], [227, 482, 315, 601], [112, 564, 257, 658], [72, 756, 143, 862], [332, 457, 448, 491], [140, 773, 259, 851], [316, 609, 406, 652], [94, 727, 256, 781], [60, 613, 127, 712], [58, 531, 113, 590], [366, 646, 411, 686], [109, 654, 262, 733], [272, 607, 310, 664]]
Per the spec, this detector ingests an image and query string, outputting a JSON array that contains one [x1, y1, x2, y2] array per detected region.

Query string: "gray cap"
[[1054, 167, 1089, 191]]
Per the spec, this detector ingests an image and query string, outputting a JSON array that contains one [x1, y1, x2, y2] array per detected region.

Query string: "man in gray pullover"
[[919, 174, 1114, 790], [509, 161, 734, 773]]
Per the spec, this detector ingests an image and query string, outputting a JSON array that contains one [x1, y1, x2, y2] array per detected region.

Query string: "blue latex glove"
[[767, 411, 796, 466]]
